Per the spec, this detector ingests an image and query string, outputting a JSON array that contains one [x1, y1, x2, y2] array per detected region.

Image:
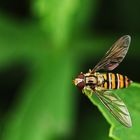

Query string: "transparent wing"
[[94, 90, 132, 127], [92, 35, 131, 72]]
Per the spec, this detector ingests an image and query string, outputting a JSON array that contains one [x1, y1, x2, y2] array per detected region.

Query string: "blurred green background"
[[0, 0, 140, 140]]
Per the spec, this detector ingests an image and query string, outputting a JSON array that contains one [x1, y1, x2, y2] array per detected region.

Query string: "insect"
[[73, 35, 132, 127]]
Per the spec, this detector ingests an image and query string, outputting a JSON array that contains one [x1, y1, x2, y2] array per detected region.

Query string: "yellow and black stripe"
[[102, 73, 131, 90]]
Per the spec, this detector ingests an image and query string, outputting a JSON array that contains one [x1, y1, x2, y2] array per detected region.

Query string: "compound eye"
[[78, 73, 84, 79], [77, 81, 85, 89]]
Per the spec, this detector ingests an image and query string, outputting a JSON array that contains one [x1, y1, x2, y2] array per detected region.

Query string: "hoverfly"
[[73, 35, 132, 127]]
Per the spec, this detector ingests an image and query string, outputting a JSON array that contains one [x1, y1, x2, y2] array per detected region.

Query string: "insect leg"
[[82, 86, 93, 97]]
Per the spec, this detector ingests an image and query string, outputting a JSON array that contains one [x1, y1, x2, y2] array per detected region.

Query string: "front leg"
[[82, 86, 94, 97]]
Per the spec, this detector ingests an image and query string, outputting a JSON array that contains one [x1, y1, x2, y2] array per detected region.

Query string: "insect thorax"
[[85, 72, 104, 86]]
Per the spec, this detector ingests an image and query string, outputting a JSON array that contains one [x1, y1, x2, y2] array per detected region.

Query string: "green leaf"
[[86, 83, 140, 140]]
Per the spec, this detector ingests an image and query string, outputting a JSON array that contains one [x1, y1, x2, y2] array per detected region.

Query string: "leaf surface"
[[88, 83, 140, 140]]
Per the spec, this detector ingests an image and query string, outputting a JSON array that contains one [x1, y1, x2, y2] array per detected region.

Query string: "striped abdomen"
[[102, 73, 132, 90]]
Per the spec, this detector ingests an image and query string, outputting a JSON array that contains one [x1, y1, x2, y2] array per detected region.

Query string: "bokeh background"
[[0, 0, 139, 140]]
